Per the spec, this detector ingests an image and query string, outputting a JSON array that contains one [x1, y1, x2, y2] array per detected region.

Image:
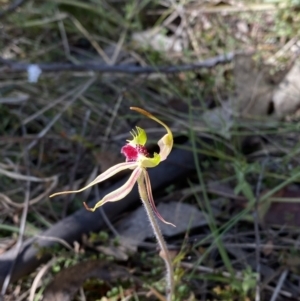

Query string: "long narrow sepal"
[[130, 107, 173, 162], [143, 170, 175, 227], [49, 161, 138, 198], [84, 167, 142, 212]]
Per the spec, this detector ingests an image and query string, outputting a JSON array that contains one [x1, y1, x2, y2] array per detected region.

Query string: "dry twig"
[[0, 52, 240, 74]]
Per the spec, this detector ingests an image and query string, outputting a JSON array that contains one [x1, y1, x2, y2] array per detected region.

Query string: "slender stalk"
[[137, 172, 174, 301]]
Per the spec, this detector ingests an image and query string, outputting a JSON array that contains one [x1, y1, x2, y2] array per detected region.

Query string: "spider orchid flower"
[[50, 107, 175, 227]]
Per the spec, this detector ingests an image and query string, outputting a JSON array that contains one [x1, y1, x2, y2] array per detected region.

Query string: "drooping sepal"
[[83, 167, 142, 211], [143, 169, 175, 227]]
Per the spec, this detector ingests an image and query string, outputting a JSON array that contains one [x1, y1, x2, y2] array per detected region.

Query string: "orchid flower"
[[50, 107, 175, 227]]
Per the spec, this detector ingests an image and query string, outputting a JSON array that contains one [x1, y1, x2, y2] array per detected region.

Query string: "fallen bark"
[[0, 143, 196, 288]]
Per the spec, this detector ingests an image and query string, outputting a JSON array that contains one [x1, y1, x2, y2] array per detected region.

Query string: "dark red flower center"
[[121, 144, 149, 162]]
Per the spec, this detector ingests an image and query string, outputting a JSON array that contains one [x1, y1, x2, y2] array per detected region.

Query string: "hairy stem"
[[137, 171, 174, 301]]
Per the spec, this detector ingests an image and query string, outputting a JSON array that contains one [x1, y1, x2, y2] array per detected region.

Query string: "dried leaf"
[[234, 53, 291, 118], [273, 60, 300, 118], [261, 186, 300, 227], [233, 54, 275, 117], [132, 30, 183, 53]]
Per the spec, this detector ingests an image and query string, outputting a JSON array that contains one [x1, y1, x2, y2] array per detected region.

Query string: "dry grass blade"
[[1, 124, 31, 296], [69, 15, 112, 64], [25, 76, 96, 151], [22, 85, 83, 125], [0, 167, 56, 183], [270, 269, 289, 301], [0, 176, 57, 208], [29, 257, 58, 301], [183, 3, 288, 14]]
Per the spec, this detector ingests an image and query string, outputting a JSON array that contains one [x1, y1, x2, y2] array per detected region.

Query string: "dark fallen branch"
[[0, 52, 239, 74], [0, 143, 197, 289], [0, 0, 29, 18]]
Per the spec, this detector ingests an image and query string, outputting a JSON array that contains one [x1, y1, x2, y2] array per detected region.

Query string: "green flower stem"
[[137, 173, 174, 301]]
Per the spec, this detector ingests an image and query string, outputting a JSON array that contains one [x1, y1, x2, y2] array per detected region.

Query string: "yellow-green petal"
[[127, 126, 147, 146], [50, 161, 138, 198], [130, 107, 173, 161], [139, 152, 161, 168], [84, 167, 142, 212]]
